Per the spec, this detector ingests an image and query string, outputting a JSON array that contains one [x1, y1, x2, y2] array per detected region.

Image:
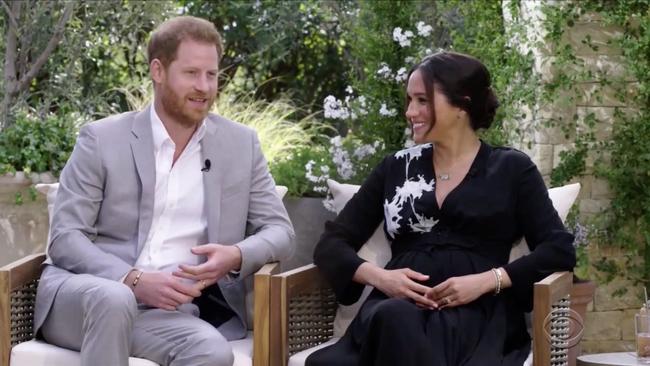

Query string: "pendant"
[[438, 173, 450, 181]]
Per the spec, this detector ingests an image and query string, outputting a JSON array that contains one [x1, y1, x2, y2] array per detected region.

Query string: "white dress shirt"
[[133, 106, 208, 276]]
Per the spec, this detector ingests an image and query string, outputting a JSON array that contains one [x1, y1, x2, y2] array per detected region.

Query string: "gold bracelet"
[[132, 270, 144, 288], [491, 268, 502, 295]]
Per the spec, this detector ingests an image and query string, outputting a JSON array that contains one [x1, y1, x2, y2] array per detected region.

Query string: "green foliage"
[[325, 0, 536, 153], [269, 134, 387, 197], [215, 91, 330, 164], [338, 1, 437, 151], [181, 0, 353, 115], [551, 139, 588, 187], [269, 145, 333, 197], [1, 0, 175, 123], [538, 0, 650, 289], [440, 0, 537, 147], [0, 111, 78, 175]]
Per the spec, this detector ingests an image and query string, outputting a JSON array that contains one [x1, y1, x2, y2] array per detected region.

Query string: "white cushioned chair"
[[0, 183, 289, 366], [270, 179, 581, 366]]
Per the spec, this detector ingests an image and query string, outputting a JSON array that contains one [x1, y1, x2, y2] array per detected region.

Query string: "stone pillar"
[[503, 0, 639, 354]]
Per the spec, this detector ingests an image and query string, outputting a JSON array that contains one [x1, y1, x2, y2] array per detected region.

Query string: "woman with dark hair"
[[306, 51, 576, 366]]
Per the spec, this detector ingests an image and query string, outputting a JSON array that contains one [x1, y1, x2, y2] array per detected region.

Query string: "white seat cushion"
[[10, 340, 159, 366], [231, 332, 254, 366], [288, 338, 339, 366], [11, 333, 255, 366]]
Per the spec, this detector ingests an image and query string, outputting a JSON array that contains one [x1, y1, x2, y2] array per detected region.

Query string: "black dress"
[[306, 141, 576, 366]]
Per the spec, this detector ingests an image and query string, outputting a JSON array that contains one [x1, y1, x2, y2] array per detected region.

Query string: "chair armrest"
[[269, 264, 337, 366], [532, 271, 573, 366], [252, 262, 280, 366], [1, 253, 46, 366]]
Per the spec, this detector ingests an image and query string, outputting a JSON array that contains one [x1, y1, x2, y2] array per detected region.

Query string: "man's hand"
[[173, 243, 242, 284], [126, 271, 202, 311]]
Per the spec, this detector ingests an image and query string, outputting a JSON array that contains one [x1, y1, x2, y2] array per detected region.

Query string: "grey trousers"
[[40, 274, 234, 366]]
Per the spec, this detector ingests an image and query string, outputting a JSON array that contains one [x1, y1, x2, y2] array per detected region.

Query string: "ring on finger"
[[443, 297, 451, 305], [200, 280, 207, 289]]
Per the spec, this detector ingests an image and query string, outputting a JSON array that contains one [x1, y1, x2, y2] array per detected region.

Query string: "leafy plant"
[[0, 111, 79, 175], [215, 91, 329, 163], [269, 145, 333, 197]]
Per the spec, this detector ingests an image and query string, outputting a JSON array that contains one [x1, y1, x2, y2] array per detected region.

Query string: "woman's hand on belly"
[[354, 262, 438, 309], [424, 271, 495, 309]]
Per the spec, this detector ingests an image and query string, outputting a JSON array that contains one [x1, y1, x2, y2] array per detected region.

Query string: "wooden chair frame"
[[270, 264, 574, 366], [0, 253, 279, 366]]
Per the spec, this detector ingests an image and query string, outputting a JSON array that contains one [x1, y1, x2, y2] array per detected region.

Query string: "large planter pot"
[[568, 278, 597, 366], [282, 196, 336, 271]]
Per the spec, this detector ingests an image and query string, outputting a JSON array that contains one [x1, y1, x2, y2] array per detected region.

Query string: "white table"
[[578, 352, 650, 366]]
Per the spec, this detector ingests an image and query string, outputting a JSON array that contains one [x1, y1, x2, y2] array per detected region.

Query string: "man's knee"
[[185, 328, 234, 366], [82, 279, 137, 322]]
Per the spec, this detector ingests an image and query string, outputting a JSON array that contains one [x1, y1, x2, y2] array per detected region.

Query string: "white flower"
[[395, 67, 408, 82], [379, 103, 397, 117], [392, 27, 414, 47], [323, 95, 350, 120], [345, 85, 354, 94], [404, 56, 415, 64], [403, 127, 415, 148], [376, 63, 393, 79], [305, 159, 329, 186], [357, 96, 368, 115], [320, 165, 330, 173], [322, 197, 336, 213], [353, 143, 377, 160], [330, 135, 343, 147], [329, 137, 355, 180], [416, 21, 433, 37]]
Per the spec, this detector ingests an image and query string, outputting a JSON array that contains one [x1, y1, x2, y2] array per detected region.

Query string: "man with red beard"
[[33, 16, 294, 366]]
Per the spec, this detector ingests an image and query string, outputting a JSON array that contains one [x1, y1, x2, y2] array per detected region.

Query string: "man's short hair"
[[147, 16, 223, 67]]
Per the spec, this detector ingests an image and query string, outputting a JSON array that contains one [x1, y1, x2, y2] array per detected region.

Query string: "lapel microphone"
[[201, 159, 211, 172]]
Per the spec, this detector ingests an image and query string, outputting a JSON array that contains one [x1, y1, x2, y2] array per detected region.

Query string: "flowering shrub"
[[320, 2, 440, 153], [271, 134, 385, 199]]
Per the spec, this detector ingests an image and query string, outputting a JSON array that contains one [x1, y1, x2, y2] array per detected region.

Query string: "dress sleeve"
[[313, 157, 389, 305], [502, 153, 577, 311]]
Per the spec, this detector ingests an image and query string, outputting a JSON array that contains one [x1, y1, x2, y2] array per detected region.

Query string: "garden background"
[[0, 0, 648, 353]]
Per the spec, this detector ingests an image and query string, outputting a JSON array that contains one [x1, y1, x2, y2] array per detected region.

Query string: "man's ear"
[[150, 59, 165, 84]]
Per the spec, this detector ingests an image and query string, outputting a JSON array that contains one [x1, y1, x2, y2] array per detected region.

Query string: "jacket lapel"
[[201, 117, 223, 243], [130, 106, 156, 253]]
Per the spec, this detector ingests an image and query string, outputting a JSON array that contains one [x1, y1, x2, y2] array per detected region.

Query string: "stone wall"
[[507, 1, 640, 354]]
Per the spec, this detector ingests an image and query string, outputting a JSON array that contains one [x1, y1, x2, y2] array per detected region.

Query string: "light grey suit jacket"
[[34, 106, 295, 340]]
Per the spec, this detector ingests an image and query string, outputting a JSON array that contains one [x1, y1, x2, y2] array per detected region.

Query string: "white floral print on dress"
[[384, 144, 438, 238]]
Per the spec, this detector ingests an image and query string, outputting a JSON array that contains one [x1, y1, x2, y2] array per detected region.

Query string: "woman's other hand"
[[354, 262, 438, 309], [425, 271, 495, 309]]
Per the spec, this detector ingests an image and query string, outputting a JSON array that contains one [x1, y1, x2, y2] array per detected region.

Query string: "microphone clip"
[[201, 159, 211, 172]]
